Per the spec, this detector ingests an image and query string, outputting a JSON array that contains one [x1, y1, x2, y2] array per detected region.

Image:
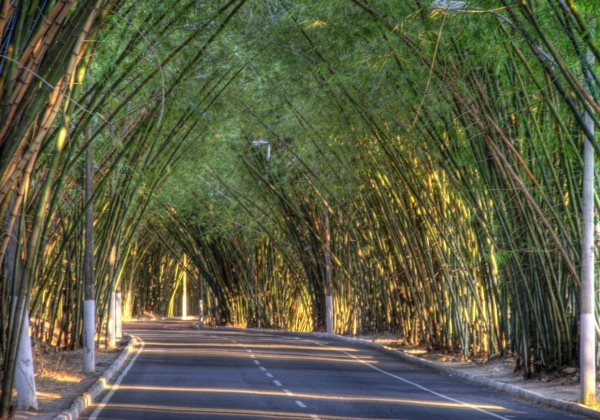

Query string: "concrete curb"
[[206, 325, 600, 419], [53, 337, 135, 420]]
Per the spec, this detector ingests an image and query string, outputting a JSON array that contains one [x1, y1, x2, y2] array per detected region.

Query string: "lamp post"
[[251, 139, 271, 160], [581, 24, 596, 406], [198, 271, 204, 326]]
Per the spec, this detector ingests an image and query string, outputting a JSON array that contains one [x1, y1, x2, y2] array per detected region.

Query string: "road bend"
[[81, 320, 584, 420]]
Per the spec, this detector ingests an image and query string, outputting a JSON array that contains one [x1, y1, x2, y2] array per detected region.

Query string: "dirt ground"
[[16, 341, 122, 419]]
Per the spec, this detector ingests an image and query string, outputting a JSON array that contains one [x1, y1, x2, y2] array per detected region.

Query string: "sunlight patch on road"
[[112, 385, 508, 410], [140, 348, 376, 363], [96, 403, 377, 419], [141, 341, 359, 352]]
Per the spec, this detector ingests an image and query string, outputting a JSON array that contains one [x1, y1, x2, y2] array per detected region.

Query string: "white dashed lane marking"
[[245, 341, 315, 416]]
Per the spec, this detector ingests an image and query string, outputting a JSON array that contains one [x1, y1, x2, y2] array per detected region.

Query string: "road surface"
[[82, 320, 584, 419]]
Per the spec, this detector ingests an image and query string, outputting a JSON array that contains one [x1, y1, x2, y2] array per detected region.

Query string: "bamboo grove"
[[1, 0, 600, 415]]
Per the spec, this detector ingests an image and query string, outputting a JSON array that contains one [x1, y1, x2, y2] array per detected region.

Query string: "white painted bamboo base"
[[83, 300, 96, 373]]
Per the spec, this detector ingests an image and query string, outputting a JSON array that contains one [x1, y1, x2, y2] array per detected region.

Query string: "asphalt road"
[[82, 320, 585, 420]]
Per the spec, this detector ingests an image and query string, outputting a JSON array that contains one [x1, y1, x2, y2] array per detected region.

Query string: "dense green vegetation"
[[1, 0, 600, 414]]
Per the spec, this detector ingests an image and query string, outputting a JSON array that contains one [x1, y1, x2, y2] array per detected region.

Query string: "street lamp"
[[251, 139, 271, 160], [430, 1, 515, 27], [430, 1, 467, 11]]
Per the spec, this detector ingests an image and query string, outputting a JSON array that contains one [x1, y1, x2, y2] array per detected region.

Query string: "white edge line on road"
[[307, 339, 509, 420], [88, 336, 145, 420]]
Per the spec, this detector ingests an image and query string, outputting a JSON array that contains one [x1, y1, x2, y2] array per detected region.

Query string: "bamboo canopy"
[[1, 0, 600, 414]]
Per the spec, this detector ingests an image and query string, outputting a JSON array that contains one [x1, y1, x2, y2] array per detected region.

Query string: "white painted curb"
[[204, 325, 600, 420], [53, 336, 136, 420]]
